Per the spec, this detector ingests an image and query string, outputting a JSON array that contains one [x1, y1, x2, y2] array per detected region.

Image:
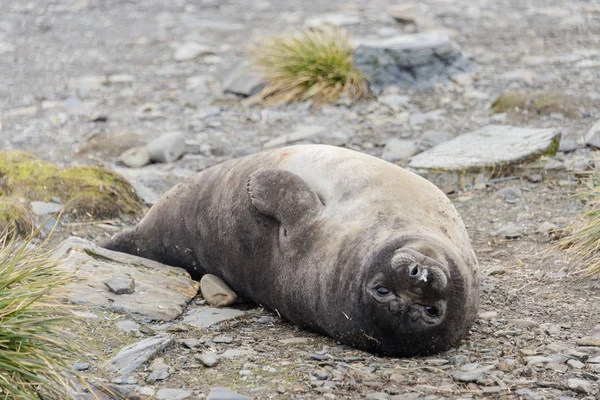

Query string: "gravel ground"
[[1, 0, 600, 399]]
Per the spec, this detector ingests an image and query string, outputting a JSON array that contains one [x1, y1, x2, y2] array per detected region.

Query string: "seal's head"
[[356, 237, 477, 357]]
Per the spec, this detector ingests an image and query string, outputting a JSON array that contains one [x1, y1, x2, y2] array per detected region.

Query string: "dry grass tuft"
[[0, 232, 84, 399], [556, 176, 600, 277], [250, 28, 368, 105]]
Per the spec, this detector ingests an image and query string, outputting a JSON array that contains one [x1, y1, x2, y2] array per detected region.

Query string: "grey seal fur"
[[102, 144, 479, 356]]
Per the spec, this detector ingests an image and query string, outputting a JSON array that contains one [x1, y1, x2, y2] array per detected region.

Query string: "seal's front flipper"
[[247, 169, 324, 225]]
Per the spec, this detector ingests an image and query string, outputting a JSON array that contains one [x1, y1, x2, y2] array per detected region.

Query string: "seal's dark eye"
[[375, 285, 390, 296], [424, 306, 438, 317]]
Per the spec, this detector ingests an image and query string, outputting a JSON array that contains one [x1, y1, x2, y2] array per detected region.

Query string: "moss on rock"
[[0, 151, 143, 219], [491, 91, 578, 118]]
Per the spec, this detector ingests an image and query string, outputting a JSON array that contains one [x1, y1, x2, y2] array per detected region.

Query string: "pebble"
[[146, 358, 171, 383], [559, 139, 578, 153], [147, 132, 186, 163], [381, 138, 419, 163], [378, 94, 410, 112], [567, 359, 584, 369], [257, 316, 275, 324], [493, 222, 523, 239], [496, 187, 523, 203], [310, 353, 331, 361], [545, 362, 568, 373], [451, 355, 470, 366], [537, 222, 558, 235], [197, 351, 219, 367], [366, 392, 389, 400], [576, 337, 600, 346], [508, 319, 539, 329], [304, 13, 360, 28], [588, 356, 600, 363], [30, 201, 63, 216], [111, 375, 138, 385], [119, 147, 151, 168], [312, 371, 330, 380], [200, 274, 238, 307], [417, 130, 453, 150], [156, 388, 191, 400], [524, 356, 552, 366], [207, 387, 249, 400], [479, 311, 498, 320], [584, 120, 600, 148], [103, 278, 135, 295], [567, 378, 593, 394], [263, 125, 326, 149], [451, 370, 484, 382], [174, 41, 214, 62], [213, 335, 234, 344], [181, 338, 202, 349], [116, 320, 140, 334], [73, 361, 90, 371], [223, 61, 266, 97]]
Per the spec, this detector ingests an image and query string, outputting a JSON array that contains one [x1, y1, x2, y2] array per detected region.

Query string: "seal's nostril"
[[410, 263, 419, 276]]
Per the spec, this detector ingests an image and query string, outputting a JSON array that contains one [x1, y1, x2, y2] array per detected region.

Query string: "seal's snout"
[[392, 249, 449, 292]]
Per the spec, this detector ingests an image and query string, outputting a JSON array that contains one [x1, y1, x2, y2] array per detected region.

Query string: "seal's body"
[[103, 145, 479, 356]]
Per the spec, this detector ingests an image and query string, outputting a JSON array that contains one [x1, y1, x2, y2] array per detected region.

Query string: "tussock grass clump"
[[251, 28, 368, 105], [557, 180, 600, 276], [0, 233, 83, 399]]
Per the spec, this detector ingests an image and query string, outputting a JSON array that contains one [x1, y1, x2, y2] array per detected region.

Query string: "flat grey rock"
[[156, 388, 192, 400], [197, 351, 219, 367], [174, 41, 214, 62], [207, 387, 249, 400], [30, 201, 63, 216], [408, 125, 561, 172], [105, 335, 174, 375], [52, 237, 199, 322], [354, 32, 472, 92], [223, 62, 266, 97], [381, 139, 419, 163], [182, 307, 246, 329], [304, 13, 360, 28], [119, 146, 151, 168]]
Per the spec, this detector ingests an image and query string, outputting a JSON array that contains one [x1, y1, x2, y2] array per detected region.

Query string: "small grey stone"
[[197, 351, 219, 367], [567, 359, 585, 369], [527, 174, 543, 183], [378, 94, 410, 112], [105, 335, 174, 375], [481, 386, 502, 394], [207, 387, 249, 400], [30, 201, 63, 216], [116, 320, 140, 333], [559, 139, 578, 153], [567, 378, 592, 394], [257, 316, 275, 324], [238, 369, 251, 376], [459, 363, 480, 372], [320, 131, 351, 147], [381, 138, 419, 163], [147, 132, 186, 163], [104, 278, 135, 295], [73, 361, 90, 371], [111, 375, 138, 385], [424, 358, 449, 366], [588, 356, 600, 363], [537, 222, 558, 235], [200, 274, 238, 307], [146, 358, 171, 383], [524, 356, 553, 366], [417, 130, 453, 151], [451, 355, 470, 366], [312, 370, 330, 380], [508, 319, 539, 329], [223, 62, 266, 97], [496, 187, 523, 203], [567, 349, 590, 360], [213, 335, 234, 344], [452, 370, 484, 382], [515, 388, 541, 400], [183, 307, 245, 329], [310, 353, 331, 361], [304, 13, 360, 28], [494, 223, 523, 239], [156, 388, 191, 400], [119, 147, 151, 168], [545, 362, 568, 373], [198, 106, 221, 120], [366, 393, 389, 400], [181, 338, 202, 349], [479, 311, 498, 320], [584, 120, 600, 149], [174, 41, 214, 62], [263, 125, 326, 149], [409, 110, 445, 126]]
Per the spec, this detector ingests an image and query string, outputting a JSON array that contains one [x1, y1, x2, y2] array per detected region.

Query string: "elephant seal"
[[102, 144, 479, 356]]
